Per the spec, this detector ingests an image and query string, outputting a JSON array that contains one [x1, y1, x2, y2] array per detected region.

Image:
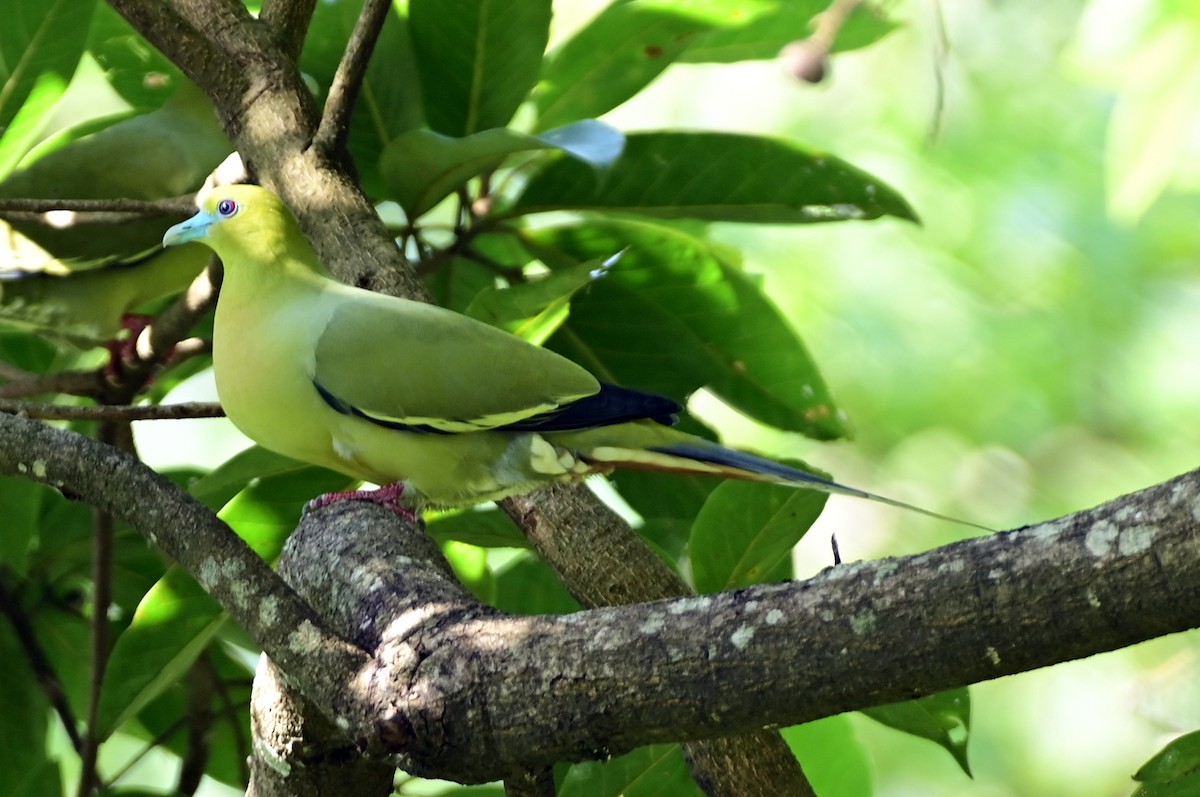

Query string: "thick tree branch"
[[0, 414, 370, 722], [270, 469, 1200, 783], [502, 485, 815, 796], [260, 0, 318, 60]]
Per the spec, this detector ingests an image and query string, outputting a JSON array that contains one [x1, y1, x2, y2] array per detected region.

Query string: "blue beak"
[[163, 210, 218, 247]]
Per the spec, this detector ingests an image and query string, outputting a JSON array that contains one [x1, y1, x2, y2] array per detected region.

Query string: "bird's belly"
[[213, 321, 341, 472], [330, 420, 582, 507]]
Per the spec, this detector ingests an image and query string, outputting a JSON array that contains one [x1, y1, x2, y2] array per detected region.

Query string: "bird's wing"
[[312, 295, 607, 433]]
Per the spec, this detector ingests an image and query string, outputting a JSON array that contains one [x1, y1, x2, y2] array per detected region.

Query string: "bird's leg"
[[304, 482, 423, 524], [103, 314, 177, 383]]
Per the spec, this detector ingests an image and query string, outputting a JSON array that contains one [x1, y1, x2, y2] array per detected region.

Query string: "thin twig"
[[0, 400, 225, 422], [312, 0, 394, 155], [77, 426, 124, 797], [0, 573, 84, 753], [0, 370, 102, 400], [0, 195, 197, 219]]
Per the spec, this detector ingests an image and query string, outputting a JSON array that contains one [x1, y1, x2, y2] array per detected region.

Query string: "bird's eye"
[[217, 199, 239, 218]]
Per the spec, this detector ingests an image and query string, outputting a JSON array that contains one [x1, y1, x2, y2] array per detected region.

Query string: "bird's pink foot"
[[304, 482, 421, 523], [103, 314, 172, 382]]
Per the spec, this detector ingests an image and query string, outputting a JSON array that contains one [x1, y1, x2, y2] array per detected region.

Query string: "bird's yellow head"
[[162, 184, 294, 254]]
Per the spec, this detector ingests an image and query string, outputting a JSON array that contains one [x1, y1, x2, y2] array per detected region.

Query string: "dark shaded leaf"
[[690, 479, 826, 592], [409, 0, 552, 136], [1136, 730, 1200, 783], [535, 0, 769, 131], [862, 688, 972, 777], [95, 567, 224, 740], [559, 743, 703, 797], [380, 120, 623, 217], [0, 0, 96, 177], [534, 219, 847, 438], [511, 131, 917, 223]]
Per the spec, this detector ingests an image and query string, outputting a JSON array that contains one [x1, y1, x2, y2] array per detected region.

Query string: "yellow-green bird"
[[163, 185, 977, 524]]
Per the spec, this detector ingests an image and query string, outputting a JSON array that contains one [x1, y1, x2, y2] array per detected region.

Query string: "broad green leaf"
[[490, 553, 579, 616], [465, 255, 614, 343], [689, 479, 826, 593], [559, 743, 703, 797], [0, 475, 46, 573], [0, 81, 230, 278], [612, 468, 717, 561], [423, 254, 503, 314], [189, 446, 342, 511], [442, 540, 494, 602], [1134, 773, 1200, 797], [426, 506, 530, 549], [218, 467, 356, 562], [0, 0, 96, 178], [862, 688, 972, 777], [409, 0, 552, 136], [681, 0, 897, 63], [1136, 730, 1200, 783], [302, 0, 423, 196], [130, 644, 254, 788], [379, 120, 624, 217], [535, 0, 774, 131], [511, 131, 917, 223], [533, 219, 848, 438], [0, 624, 62, 797], [95, 567, 226, 740], [781, 716, 873, 797], [88, 3, 181, 109]]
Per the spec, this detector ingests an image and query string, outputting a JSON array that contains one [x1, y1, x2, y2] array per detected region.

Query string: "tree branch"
[[0, 195, 198, 220], [312, 0, 393, 157], [0, 400, 225, 422], [502, 485, 815, 796], [0, 413, 371, 723], [270, 469, 1200, 783], [0, 573, 84, 753]]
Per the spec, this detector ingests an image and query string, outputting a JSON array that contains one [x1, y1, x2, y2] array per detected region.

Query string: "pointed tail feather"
[[585, 440, 992, 531]]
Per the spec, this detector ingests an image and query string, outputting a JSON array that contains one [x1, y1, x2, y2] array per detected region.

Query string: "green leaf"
[[302, 0, 423, 196], [511, 131, 917, 223], [96, 567, 226, 740], [189, 446, 345, 511], [862, 688, 972, 777], [0, 0, 96, 178], [689, 479, 826, 592], [88, 3, 181, 109], [534, 219, 847, 438], [217, 467, 357, 562], [129, 644, 253, 788], [535, 0, 773, 131], [426, 506, 530, 549], [559, 743, 703, 797], [0, 624, 62, 797], [1136, 730, 1200, 783], [465, 255, 614, 343], [409, 0, 552, 136], [490, 553, 579, 616], [1134, 772, 1200, 797], [0, 475, 47, 574], [681, 0, 897, 63], [379, 120, 624, 217], [781, 717, 873, 797]]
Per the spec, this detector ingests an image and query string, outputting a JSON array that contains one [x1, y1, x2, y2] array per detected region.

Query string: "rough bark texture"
[[257, 470, 1200, 783]]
